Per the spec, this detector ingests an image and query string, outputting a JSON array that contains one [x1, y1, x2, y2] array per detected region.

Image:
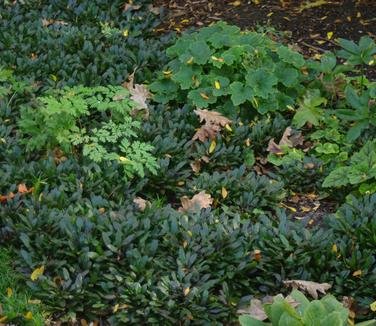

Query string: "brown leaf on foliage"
[[194, 109, 231, 127], [148, 4, 160, 15], [123, 3, 141, 12], [1, 184, 33, 204], [283, 280, 332, 299], [237, 299, 267, 321], [192, 109, 232, 142], [123, 71, 152, 110], [267, 127, 304, 154], [190, 159, 202, 173], [192, 123, 221, 142], [179, 191, 213, 212], [133, 197, 149, 211], [41, 18, 68, 27]]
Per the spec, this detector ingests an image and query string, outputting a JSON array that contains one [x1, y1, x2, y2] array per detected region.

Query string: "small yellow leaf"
[[327, 31, 333, 40], [221, 187, 228, 199], [28, 299, 42, 305], [214, 81, 221, 90], [81, 319, 89, 326], [200, 92, 209, 100], [352, 269, 362, 277], [267, 12, 273, 17], [31, 266, 45, 281], [245, 138, 251, 147], [369, 60, 374, 66], [316, 40, 326, 45], [113, 304, 120, 313], [313, 53, 322, 60], [50, 74, 58, 81], [181, 19, 190, 24], [187, 230, 193, 237], [163, 70, 172, 76], [332, 244, 338, 253], [230, 0, 241, 6], [211, 56, 224, 63], [357, 12, 361, 18], [123, 29, 129, 37], [225, 124, 232, 132], [25, 311, 33, 320], [177, 181, 185, 186], [183, 240, 188, 248], [6, 287, 13, 297], [0, 316, 8, 323], [186, 57, 194, 64], [183, 287, 190, 296], [370, 301, 376, 312], [209, 140, 216, 154], [119, 156, 130, 163]]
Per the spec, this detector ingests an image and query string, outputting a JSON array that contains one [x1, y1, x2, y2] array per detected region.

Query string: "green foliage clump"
[[18, 85, 158, 179], [0, 249, 45, 325], [0, 0, 174, 88], [150, 22, 308, 116], [239, 290, 376, 326], [323, 140, 376, 194]]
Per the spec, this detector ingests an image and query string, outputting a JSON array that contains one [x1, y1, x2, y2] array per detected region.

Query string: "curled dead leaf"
[[283, 280, 331, 299], [133, 197, 149, 211], [179, 191, 213, 212], [123, 71, 152, 112]]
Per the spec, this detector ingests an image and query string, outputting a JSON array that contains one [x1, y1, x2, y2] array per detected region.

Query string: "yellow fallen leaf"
[[214, 81, 221, 90], [6, 287, 13, 297], [200, 92, 209, 100], [187, 230, 193, 237], [368, 60, 374, 66], [183, 240, 188, 248], [119, 156, 131, 163], [313, 53, 322, 60], [221, 187, 228, 199], [352, 270, 362, 277], [267, 12, 273, 17], [245, 138, 251, 147], [28, 299, 42, 304], [316, 40, 326, 45], [81, 319, 89, 326], [357, 12, 361, 18], [177, 181, 185, 186], [181, 19, 190, 24], [332, 243, 338, 253], [163, 70, 172, 76], [25, 311, 33, 320], [50, 74, 58, 81], [230, 0, 241, 6], [209, 140, 216, 154], [370, 301, 376, 312], [183, 287, 190, 296], [113, 304, 120, 313], [30, 265, 45, 281], [123, 29, 129, 37], [186, 57, 194, 64], [327, 31, 333, 40], [0, 316, 8, 323], [225, 124, 232, 132]]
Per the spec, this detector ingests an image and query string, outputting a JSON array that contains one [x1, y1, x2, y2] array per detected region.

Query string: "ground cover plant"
[[0, 1, 376, 325]]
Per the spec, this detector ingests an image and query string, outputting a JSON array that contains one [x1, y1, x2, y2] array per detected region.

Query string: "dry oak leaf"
[[123, 71, 152, 110], [237, 299, 267, 321], [283, 280, 331, 299], [179, 191, 213, 212], [194, 109, 231, 127], [133, 197, 149, 211], [192, 123, 221, 142], [192, 109, 232, 142], [267, 127, 304, 154]]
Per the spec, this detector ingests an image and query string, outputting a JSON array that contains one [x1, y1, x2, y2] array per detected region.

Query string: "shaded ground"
[[156, 0, 376, 78]]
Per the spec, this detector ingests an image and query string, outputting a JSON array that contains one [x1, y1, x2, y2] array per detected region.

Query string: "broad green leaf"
[[302, 301, 327, 326], [230, 81, 254, 105], [277, 46, 305, 68], [246, 68, 278, 99], [320, 312, 344, 326], [239, 315, 268, 326], [323, 167, 350, 188], [188, 40, 212, 65]]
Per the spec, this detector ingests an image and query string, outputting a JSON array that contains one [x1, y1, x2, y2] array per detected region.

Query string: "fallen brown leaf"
[[179, 191, 213, 212], [194, 109, 231, 127], [133, 197, 149, 211], [283, 280, 331, 299], [237, 299, 267, 321], [123, 71, 152, 111]]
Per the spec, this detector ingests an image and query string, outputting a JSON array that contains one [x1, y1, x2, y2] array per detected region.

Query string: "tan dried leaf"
[[123, 71, 152, 110], [194, 109, 231, 127], [267, 127, 304, 154], [190, 159, 201, 173], [148, 4, 160, 15], [179, 191, 213, 212], [283, 280, 332, 299], [267, 138, 283, 154], [237, 299, 267, 321], [133, 197, 149, 211], [192, 123, 221, 142]]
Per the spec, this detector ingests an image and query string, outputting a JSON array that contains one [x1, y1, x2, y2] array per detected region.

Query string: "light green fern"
[[18, 85, 158, 180]]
